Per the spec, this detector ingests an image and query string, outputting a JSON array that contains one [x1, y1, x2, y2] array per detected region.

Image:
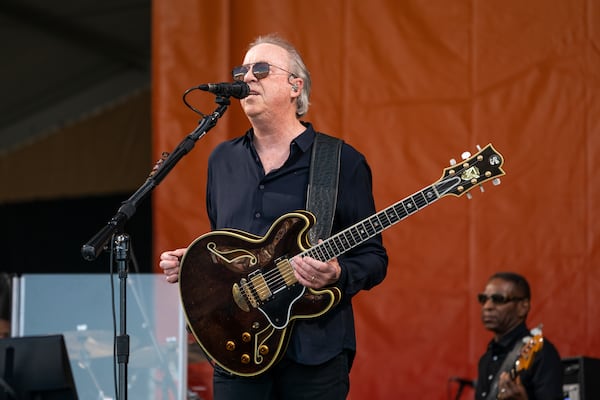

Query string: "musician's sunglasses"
[[477, 293, 525, 305], [232, 62, 296, 82]]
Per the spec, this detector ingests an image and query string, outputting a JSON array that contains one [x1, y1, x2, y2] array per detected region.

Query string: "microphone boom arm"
[[81, 97, 231, 261]]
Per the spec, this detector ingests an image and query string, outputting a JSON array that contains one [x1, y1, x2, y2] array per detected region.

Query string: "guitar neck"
[[298, 143, 504, 262], [300, 181, 450, 262]]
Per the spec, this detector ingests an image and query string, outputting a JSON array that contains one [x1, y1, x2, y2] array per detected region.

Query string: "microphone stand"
[[454, 382, 466, 400], [81, 95, 232, 400], [452, 378, 474, 400]]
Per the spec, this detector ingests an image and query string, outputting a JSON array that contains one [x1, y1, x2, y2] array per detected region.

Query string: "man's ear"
[[518, 298, 530, 319], [290, 78, 302, 96]]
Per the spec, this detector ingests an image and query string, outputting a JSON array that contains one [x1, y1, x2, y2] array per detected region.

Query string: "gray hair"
[[248, 34, 311, 117]]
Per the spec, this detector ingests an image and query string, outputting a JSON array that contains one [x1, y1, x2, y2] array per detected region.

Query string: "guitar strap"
[[485, 340, 525, 400], [305, 133, 343, 245]]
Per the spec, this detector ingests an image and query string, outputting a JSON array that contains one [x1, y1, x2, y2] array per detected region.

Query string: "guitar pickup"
[[249, 272, 272, 301]]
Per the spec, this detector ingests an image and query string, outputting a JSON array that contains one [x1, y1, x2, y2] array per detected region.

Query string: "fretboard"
[[300, 182, 446, 262]]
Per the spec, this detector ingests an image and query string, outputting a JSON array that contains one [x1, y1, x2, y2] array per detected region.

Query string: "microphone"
[[197, 81, 250, 99], [449, 376, 475, 387]]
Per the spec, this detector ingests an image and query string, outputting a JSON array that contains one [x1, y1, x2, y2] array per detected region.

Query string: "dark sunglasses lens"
[[492, 294, 506, 303], [232, 66, 249, 81], [252, 62, 270, 79], [478, 294, 510, 304]]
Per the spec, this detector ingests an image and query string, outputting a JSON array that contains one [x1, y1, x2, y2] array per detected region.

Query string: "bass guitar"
[[491, 325, 544, 399], [179, 143, 505, 376]]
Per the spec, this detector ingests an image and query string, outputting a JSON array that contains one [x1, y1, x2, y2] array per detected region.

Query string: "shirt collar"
[[489, 322, 529, 352], [293, 121, 316, 152], [242, 121, 316, 154]]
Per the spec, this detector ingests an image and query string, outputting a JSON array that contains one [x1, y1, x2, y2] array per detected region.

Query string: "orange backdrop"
[[152, 1, 600, 398]]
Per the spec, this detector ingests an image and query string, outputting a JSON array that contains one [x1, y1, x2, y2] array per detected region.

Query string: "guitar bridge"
[[232, 282, 251, 312]]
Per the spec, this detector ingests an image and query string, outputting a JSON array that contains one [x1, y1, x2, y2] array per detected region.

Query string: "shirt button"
[[255, 212, 261, 218], [488, 374, 493, 380], [481, 392, 487, 397], [259, 184, 265, 190], [492, 355, 498, 361]]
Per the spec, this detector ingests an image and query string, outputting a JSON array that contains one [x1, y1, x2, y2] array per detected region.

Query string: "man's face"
[[479, 278, 529, 337], [237, 43, 296, 119]]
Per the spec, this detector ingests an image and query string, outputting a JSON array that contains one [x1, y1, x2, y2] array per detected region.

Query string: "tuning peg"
[[461, 151, 471, 160], [449, 158, 456, 166], [493, 178, 501, 186]]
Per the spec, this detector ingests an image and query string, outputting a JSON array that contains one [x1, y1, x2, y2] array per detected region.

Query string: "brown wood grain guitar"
[[179, 144, 506, 376]]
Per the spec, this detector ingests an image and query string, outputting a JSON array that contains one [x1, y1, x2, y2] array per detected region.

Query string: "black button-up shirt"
[[205, 122, 388, 365]]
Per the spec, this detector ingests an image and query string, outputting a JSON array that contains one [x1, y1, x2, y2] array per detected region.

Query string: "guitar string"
[[241, 192, 440, 303], [242, 187, 439, 296], [239, 154, 494, 298], [240, 188, 434, 296], [240, 214, 391, 296], [246, 221, 378, 293]]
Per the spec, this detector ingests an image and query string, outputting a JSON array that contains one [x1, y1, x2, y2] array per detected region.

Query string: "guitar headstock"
[[436, 144, 505, 198], [513, 325, 544, 377]]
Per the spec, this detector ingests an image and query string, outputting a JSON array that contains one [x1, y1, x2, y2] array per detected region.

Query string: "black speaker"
[[562, 356, 600, 400], [0, 335, 78, 400]]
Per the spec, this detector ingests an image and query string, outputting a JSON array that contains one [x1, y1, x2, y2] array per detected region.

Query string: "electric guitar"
[[179, 143, 505, 376], [490, 325, 544, 399]]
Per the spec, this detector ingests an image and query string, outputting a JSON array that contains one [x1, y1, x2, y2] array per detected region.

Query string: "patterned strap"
[[306, 133, 343, 245]]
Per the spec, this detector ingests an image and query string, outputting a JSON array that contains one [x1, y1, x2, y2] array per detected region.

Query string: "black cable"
[[182, 86, 207, 117], [109, 239, 119, 400]]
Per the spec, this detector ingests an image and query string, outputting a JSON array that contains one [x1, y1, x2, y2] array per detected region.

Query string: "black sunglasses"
[[477, 293, 525, 305], [232, 62, 296, 82]]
